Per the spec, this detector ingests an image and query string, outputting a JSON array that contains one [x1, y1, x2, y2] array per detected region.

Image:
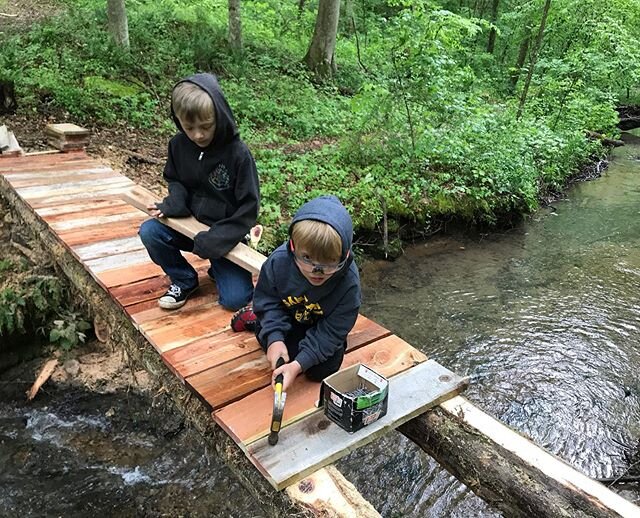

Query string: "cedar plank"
[[84, 248, 152, 273], [73, 236, 144, 261], [162, 330, 262, 380], [35, 198, 130, 217], [42, 201, 135, 223], [27, 186, 133, 209], [57, 216, 146, 247], [140, 303, 233, 353], [16, 176, 132, 200], [7, 170, 118, 187], [189, 321, 403, 412], [100, 253, 208, 289], [187, 350, 269, 410], [213, 334, 427, 445]]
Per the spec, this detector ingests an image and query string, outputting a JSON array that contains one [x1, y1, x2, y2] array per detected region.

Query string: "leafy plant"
[[49, 311, 91, 351]]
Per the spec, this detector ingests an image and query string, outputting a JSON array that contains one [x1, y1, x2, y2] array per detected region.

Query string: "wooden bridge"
[[1, 137, 638, 517]]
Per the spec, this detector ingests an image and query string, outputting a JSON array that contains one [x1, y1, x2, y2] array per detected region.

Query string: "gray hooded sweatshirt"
[[253, 196, 361, 372]]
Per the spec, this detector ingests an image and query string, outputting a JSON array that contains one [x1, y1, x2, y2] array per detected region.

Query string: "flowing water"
[[336, 130, 640, 515], [2, 132, 640, 517]]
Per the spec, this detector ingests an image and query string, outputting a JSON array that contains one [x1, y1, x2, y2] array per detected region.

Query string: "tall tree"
[[516, 0, 551, 119], [486, 0, 500, 53], [107, 0, 129, 49], [228, 0, 242, 52], [304, 0, 341, 79]]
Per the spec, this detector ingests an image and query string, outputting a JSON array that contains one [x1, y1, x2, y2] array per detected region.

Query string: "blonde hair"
[[172, 82, 215, 123], [291, 220, 342, 264]]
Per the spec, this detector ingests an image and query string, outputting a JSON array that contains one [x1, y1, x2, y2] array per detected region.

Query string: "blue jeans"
[[138, 218, 253, 310]]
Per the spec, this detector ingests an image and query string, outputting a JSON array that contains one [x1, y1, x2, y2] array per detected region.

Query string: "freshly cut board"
[[246, 359, 468, 490]]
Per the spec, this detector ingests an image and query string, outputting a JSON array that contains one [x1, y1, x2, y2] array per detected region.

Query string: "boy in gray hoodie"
[[245, 196, 361, 391]]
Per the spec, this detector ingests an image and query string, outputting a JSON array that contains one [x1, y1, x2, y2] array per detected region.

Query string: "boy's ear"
[[289, 239, 295, 252]]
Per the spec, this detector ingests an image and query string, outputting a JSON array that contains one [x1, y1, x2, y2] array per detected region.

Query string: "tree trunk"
[[400, 396, 640, 518], [486, 0, 500, 53], [0, 80, 17, 115], [516, 0, 551, 119], [228, 0, 243, 52], [510, 30, 530, 91], [341, 0, 354, 35], [106, 0, 129, 49], [304, 0, 341, 79]]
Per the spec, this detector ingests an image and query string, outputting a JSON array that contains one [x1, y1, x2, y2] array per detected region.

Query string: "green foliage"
[[2, 0, 638, 242], [49, 311, 91, 351], [0, 275, 64, 335]]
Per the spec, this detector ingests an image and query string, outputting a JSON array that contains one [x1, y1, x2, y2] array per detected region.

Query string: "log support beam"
[[400, 396, 640, 518]]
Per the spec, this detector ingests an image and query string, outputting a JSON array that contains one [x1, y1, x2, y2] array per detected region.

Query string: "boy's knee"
[[305, 362, 340, 382], [219, 295, 251, 312], [138, 218, 162, 244]]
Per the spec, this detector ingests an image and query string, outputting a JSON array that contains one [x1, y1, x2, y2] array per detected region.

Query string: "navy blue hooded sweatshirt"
[[253, 196, 361, 372], [156, 73, 260, 260]]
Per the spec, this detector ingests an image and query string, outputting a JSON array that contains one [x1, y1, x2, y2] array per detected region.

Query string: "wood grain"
[[97, 251, 207, 289], [73, 236, 144, 261], [139, 301, 233, 353], [246, 360, 467, 490], [84, 248, 152, 273], [213, 334, 427, 446], [57, 216, 146, 247], [8, 170, 118, 188], [162, 329, 262, 380], [36, 198, 130, 218]]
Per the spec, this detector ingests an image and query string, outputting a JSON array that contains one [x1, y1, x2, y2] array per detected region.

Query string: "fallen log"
[[400, 396, 640, 518], [586, 130, 624, 147]]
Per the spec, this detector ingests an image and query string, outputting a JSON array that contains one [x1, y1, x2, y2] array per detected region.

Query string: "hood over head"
[[289, 195, 353, 263], [171, 73, 239, 147]]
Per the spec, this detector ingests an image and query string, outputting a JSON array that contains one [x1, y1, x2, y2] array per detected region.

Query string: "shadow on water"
[[337, 132, 640, 516]]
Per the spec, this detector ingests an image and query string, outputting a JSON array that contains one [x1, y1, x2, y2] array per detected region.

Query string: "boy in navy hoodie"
[[242, 196, 361, 392], [139, 73, 259, 310]]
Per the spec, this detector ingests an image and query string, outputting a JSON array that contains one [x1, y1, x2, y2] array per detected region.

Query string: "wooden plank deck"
[[0, 151, 467, 491]]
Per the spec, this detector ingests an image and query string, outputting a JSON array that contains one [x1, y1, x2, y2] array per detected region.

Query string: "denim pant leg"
[[208, 257, 253, 311], [138, 219, 198, 290]]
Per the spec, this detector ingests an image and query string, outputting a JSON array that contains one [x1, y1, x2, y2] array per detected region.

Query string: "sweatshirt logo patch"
[[208, 163, 230, 190], [282, 295, 323, 323]]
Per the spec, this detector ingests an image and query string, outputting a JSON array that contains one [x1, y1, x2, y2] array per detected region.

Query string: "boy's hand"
[[273, 361, 302, 393], [147, 203, 164, 218], [266, 341, 289, 368]]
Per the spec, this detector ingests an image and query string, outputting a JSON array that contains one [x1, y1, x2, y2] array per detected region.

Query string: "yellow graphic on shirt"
[[282, 295, 323, 323]]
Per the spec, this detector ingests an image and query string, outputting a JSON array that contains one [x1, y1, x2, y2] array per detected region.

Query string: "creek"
[[337, 130, 640, 515], [1, 131, 640, 516]]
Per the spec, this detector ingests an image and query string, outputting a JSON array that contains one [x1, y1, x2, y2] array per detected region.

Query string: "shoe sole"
[[158, 298, 188, 310], [158, 287, 197, 310]]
